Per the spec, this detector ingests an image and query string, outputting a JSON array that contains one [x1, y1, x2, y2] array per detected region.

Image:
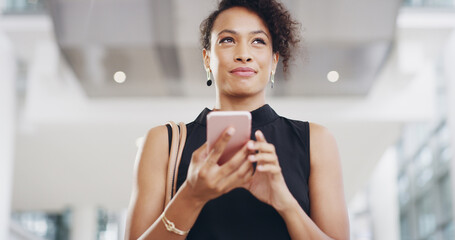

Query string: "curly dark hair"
[[200, 0, 301, 74]]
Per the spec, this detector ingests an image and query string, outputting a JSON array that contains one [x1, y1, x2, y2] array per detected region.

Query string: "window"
[[398, 173, 410, 206], [97, 208, 126, 240], [440, 174, 453, 221], [403, 0, 455, 8], [443, 221, 454, 240], [400, 213, 412, 240], [3, 0, 46, 14], [11, 210, 70, 240], [397, 122, 453, 240], [415, 147, 434, 187], [417, 192, 437, 238]]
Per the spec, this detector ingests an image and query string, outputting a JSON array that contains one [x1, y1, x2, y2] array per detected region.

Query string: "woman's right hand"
[[184, 127, 255, 204]]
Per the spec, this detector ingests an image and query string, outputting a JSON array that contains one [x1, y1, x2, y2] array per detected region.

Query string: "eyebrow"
[[217, 29, 270, 39]]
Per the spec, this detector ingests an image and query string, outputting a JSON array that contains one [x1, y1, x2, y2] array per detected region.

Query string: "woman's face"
[[203, 7, 279, 98]]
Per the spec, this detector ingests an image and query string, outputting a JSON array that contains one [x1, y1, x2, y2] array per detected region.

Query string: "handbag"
[[164, 121, 187, 207]]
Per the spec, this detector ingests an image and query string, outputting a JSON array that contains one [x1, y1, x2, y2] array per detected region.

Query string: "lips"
[[230, 67, 257, 77]]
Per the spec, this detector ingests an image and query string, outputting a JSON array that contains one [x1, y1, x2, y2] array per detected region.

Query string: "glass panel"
[[399, 173, 410, 206], [440, 174, 453, 221], [403, 123, 434, 160], [437, 125, 450, 146], [400, 213, 412, 240], [426, 233, 440, 240], [443, 221, 454, 240], [403, 0, 455, 7], [3, 0, 46, 14], [417, 192, 437, 238], [415, 147, 434, 187], [97, 208, 125, 240], [11, 210, 70, 240], [436, 124, 451, 167], [440, 146, 452, 164]]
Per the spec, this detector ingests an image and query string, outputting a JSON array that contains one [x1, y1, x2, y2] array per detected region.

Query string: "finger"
[[218, 142, 250, 176], [255, 130, 267, 142], [237, 154, 255, 176], [229, 154, 254, 181], [252, 142, 276, 153], [256, 163, 281, 174], [219, 156, 255, 190], [191, 142, 208, 164], [206, 127, 236, 165], [248, 153, 277, 164], [246, 140, 256, 152], [204, 135, 248, 187], [197, 142, 208, 158], [239, 161, 255, 186]]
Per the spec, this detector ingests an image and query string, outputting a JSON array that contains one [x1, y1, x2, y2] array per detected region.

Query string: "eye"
[[219, 37, 234, 44], [252, 38, 266, 45]]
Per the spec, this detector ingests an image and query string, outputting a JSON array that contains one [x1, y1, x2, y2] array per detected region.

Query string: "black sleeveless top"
[[175, 104, 311, 239]]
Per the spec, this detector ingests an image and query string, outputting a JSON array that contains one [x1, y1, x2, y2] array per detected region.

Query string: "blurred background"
[[1, 0, 455, 239]]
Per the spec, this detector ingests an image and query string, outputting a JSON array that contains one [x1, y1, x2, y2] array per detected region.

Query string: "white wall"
[[369, 147, 400, 240], [348, 147, 400, 240], [70, 206, 97, 240], [0, 24, 17, 240]]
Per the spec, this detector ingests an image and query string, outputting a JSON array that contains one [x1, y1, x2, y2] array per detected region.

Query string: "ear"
[[272, 52, 279, 73], [202, 48, 211, 71]]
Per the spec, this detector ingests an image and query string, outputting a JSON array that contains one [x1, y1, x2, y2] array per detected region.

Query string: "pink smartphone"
[[207, 111, 252, 165]]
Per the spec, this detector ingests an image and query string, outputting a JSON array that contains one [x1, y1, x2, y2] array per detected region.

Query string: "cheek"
[[210, 50, 230, 74], [259, 55, 274, 72], [209, 53, 220, 74]]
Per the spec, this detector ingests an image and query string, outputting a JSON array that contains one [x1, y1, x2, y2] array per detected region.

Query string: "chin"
[[226, 87, 264, 98]]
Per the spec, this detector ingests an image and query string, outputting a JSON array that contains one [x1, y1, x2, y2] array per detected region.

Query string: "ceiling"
[[46, 0, 400, 98]]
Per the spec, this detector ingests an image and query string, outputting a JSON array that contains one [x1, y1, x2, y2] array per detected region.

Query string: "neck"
[[215, 91, 266, 112]]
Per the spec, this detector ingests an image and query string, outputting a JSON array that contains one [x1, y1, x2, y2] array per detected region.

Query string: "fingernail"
[[247, 141, 254, 149], [248, 154, 255, 161], [227, 127, 235, 136], [256, 130, 263, 138]]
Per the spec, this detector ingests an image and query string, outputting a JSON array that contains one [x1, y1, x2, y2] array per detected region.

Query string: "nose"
[[236, 56, 252, 62], [234, 43, 252, 63]]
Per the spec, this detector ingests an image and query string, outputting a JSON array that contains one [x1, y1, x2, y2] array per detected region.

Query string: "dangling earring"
[[206, 69, 212, 86], [270, 71, 275, 88]]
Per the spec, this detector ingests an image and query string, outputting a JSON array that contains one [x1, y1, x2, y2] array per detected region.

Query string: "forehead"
[[212, 6, 270, 35]]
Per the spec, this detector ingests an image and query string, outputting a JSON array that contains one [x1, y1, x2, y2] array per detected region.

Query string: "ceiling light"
[[327, 71, 339, 83], [113, 71, 126, 83]]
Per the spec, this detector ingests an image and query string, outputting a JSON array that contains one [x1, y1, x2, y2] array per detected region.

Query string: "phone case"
[[207, 111, 252, 165]]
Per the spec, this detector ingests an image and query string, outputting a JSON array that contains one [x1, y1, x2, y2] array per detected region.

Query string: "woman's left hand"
[[243, 130, 295, 212]]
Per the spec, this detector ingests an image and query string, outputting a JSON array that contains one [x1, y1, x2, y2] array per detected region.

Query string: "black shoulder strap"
[[166, 124, 172, 155]]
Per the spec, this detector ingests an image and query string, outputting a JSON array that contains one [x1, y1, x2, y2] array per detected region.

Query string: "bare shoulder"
[[145, 125, 168, 146], [308, 122, 340, 167], [308, 122, 335, 142], [136, 124, 169, 175]]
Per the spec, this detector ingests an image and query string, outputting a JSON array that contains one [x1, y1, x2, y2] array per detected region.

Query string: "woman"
[[125, 0, 349, 239]]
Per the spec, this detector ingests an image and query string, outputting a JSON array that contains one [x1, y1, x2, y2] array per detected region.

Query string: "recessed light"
[[113, 71, 126, 83], [327, 71, 339, 83]]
